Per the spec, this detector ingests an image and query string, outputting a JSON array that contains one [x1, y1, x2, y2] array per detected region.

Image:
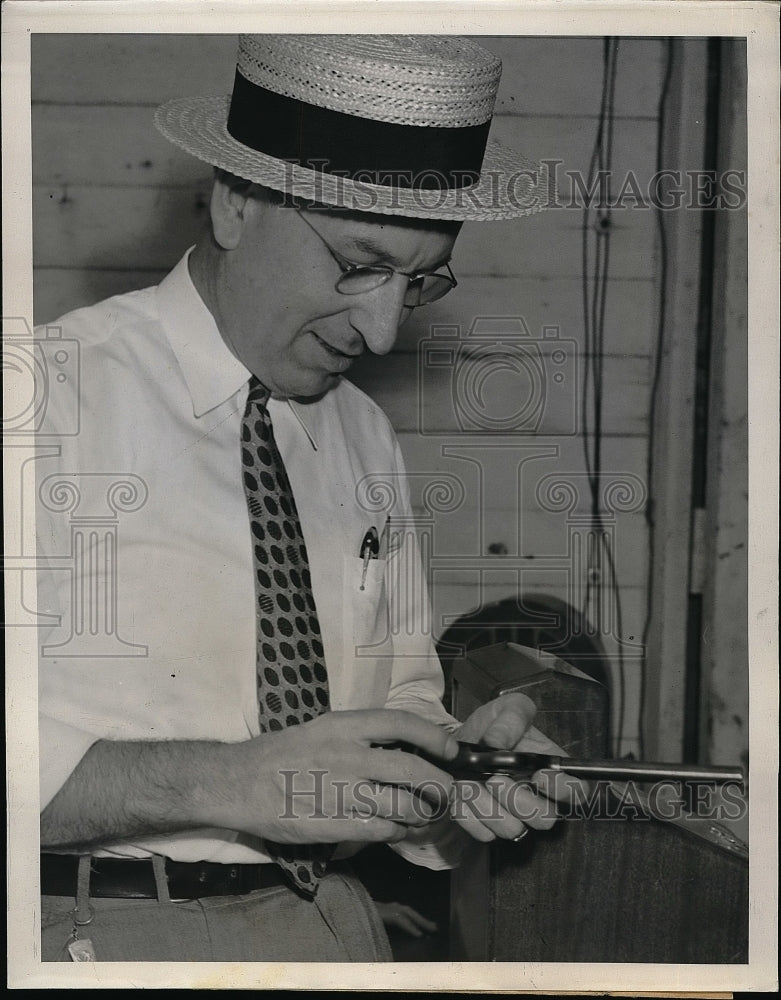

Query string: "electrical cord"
[[581, 36, 626, 756], [639, 38, 675, 760]]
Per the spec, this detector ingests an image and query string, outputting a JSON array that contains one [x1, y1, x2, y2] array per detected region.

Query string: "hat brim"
[[155, 97, 551, 222]]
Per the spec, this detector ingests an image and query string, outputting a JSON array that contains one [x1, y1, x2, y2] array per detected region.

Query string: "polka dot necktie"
[[241, 376, 331, 898]]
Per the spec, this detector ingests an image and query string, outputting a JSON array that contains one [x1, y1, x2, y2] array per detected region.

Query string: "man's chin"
[[283, 371, 342, 403]]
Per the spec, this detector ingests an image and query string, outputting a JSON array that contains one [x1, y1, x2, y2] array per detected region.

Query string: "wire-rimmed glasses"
[[296, 209, 458, 308]]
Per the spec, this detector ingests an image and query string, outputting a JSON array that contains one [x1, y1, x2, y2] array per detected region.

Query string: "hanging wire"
[[639, 38, 675, 760], [581, 36, 626, 756]]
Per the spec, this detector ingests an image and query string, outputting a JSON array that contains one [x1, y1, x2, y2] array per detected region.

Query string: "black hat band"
[[227, 69, 490, 191]]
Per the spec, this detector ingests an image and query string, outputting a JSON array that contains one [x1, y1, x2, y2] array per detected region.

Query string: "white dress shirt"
[[36, 250, 463, 866]]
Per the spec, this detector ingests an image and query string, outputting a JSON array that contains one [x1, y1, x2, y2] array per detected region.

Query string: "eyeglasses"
[[296, 209, 458, 308]]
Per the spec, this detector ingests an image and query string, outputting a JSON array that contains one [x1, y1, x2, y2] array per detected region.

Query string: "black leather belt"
[[41, 852, 292, 900]]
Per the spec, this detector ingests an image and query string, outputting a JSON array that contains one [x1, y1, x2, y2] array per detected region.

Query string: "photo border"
[[4, 0, 778, 991]]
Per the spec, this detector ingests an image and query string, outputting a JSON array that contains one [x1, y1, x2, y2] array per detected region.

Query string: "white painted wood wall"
[[32, 34, 671, 756]]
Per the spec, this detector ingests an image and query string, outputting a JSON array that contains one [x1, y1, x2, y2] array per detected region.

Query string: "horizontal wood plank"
[[33, 267, 165, 325], [411, 506, 648, 588], [31, 34, 664, 120], [33, 184, 657, 278], [31, 33, 238, 104], [35, 267, 657, 358], [397, 430, 648, 506], [32, 104, 212, 188], [486, 36, 666, 119], [33, 185, 211, 270], [373, 430, 649, 588], [32, 105, 658, 191], [488, 114, 659, 191], [349, 350, 650, 435], [450, 208, 656, 280], [430, 576, 648, 647], [398, 428, 647, 470], [396, 276, 656, 357]]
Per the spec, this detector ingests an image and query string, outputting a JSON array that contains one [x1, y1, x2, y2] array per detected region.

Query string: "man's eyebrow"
[[346, 236, 452, 273]]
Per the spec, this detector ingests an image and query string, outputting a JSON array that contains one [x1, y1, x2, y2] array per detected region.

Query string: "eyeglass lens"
[[335, 269, 455, 307]]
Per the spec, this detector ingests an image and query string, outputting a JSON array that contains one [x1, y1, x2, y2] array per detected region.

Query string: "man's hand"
[[213, 709, 459, 845], [374, 901, 438, 938], [42, 709, 460, 851], [449, 692, 581, 843]]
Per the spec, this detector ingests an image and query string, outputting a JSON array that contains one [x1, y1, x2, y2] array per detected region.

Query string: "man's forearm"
[[40, 738, 234, 851], [39, 711, 463, 854]]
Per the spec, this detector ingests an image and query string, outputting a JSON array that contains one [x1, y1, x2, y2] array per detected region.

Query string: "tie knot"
[[246, 376, 271, 410]]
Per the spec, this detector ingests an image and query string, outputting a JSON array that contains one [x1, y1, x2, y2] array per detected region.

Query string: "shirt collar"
[[157, 249, 250, 418], [157, 250, 319, 449]]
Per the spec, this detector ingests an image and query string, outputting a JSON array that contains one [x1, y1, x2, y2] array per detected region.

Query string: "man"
[[36, 34, 568, 962]]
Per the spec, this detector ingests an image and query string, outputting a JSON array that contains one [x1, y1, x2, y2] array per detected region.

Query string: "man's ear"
[[209, 174, 256, 250]]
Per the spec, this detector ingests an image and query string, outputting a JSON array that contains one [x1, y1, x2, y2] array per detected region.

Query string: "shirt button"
[[312, 860, 327, 877]]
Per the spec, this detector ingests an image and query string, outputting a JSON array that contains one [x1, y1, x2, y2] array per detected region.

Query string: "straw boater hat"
[[155, 34, 550, 222]]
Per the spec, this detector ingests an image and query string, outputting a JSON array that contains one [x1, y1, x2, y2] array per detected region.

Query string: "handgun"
[[442, 742, 745, 788]]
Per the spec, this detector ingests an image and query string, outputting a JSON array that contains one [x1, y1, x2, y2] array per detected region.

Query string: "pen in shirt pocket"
[[359, 525, 380, 591]]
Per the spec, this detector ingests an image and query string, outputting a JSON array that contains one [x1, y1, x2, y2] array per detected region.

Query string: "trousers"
[[41, 863, 393, 963]]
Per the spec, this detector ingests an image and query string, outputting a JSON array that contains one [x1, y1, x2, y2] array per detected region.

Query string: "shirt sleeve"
[[35, 433, 103, 809], [381, 436, 460, 728], [380, 436, 469, 869], [33, 319, 104, 809]]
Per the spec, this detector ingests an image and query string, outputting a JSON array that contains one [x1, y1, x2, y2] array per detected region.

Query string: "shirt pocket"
[[344, 555, 390, 649], [340, 555, 394, 708]]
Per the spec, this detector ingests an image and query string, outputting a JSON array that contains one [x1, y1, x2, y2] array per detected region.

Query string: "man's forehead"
[[307, 207, 462, 267], [314, 206, 462, 237]]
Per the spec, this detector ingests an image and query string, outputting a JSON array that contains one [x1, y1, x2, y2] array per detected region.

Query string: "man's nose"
[[348, 275, 410, 356]]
